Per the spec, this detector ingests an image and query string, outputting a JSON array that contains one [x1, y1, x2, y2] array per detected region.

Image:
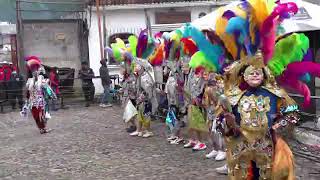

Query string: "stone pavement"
[[0, 104, 319, 180]]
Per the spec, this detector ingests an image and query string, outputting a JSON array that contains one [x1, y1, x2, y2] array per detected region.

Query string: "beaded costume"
[[224, 53, 298, 180]]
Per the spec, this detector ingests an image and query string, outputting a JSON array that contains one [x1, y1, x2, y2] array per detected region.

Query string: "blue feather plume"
[[183, 23, 223, 71], [226, 16, 251, 56]]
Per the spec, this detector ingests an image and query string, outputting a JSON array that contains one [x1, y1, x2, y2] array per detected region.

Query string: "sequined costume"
[[165, 73, 178, 106], [203, 76, 225, 150], [135, 58, 158, 114], [122, 74, 137, 105], [135, 63, 156, 131], [122, 74, 138, 123], [224, 53, 299, 180]]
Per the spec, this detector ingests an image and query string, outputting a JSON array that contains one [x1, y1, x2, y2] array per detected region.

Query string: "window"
[[108, 33, 134, 45], [292, 7, 311, 20], [198, 12, 207, 18], [155, 11, 191, 24], [0, 35, 14, 63]]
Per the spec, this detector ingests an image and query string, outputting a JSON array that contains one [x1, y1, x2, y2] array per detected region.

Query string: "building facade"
[[0, 23, 17, 66], [88, 0, 231, 93]]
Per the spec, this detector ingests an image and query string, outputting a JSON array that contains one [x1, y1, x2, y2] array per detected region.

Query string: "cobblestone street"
[[0, 104, 319, 180]]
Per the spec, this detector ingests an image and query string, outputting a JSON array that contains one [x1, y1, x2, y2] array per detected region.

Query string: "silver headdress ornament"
[[134, 57, 153, 72]]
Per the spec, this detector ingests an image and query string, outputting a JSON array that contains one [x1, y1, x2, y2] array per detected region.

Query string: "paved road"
[[0, 105, 319, 180]]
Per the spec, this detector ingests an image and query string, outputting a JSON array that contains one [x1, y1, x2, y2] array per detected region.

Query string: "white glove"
[[211, 118, 218, 133]]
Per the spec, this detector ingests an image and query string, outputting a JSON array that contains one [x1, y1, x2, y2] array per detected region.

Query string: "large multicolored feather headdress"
[[216, 0, 320, 107]]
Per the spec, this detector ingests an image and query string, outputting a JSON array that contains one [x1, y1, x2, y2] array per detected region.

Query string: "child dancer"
[[204, 75, 226, 161], [122, 71, 138, 133], [184, 67, 208, 151], [130, 63, 155, 138], [165, 71, 178, 140], [172, 61, 187, 144]]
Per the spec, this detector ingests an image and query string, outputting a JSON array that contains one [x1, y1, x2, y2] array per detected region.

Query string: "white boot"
[[215, 151, 226, 161], [215, 164, 228, 175], [206, 149, 218, 159], [142, 131, 154, 138], [129, 131, 140, 136], [45, 112, 51, 119]]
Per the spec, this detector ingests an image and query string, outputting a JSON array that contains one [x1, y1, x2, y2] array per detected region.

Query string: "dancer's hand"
[[224, 112, 236, 128]]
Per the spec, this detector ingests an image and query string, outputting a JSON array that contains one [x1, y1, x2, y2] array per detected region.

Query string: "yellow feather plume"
[[248, 0, 275, 28]]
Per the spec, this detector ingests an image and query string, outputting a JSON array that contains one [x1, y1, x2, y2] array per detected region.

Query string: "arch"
[[107, 33, 135, 65], [108, 32, 135, 46], [198, 12, 207, 18]]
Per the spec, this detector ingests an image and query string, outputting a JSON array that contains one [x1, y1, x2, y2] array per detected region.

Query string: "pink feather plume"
[[280, 61, 320, 108], [278, 75, 311, 108], [260, 2, 298, 64]]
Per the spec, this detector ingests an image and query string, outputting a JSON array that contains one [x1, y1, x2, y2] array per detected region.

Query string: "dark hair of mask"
[[27, 71, 33, 78]]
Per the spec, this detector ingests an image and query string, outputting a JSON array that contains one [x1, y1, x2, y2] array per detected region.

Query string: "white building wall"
[[190, 6, 212, 21], [105, 9, 146, 32], [88, 13, 103, 93]]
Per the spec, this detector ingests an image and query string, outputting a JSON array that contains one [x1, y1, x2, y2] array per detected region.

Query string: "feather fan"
[[181, 38, 198, 56], [136, 29, 148, 58], [183, 24, 223, 71], [128, 35, 138, 57], [189, 51, 217, 72], [267, 33, 309, 76], [148, 41, 165, 66], [260, 2, 298, 63]]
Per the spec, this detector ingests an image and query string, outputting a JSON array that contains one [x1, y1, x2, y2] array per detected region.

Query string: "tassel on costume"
[[272, 137, 295, 180]]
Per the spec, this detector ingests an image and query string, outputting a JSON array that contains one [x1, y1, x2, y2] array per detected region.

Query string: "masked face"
[[217, 80, 224, 89], [203, 71, 209, 81], [244, 67, 264, 87], [207, 73, 216, 83], [135, 65, 145, 75], [32, 71, 39, 77]]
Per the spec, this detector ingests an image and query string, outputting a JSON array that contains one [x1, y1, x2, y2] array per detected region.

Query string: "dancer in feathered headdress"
[[106, 33, 159, 137], [24, 56, 54, 134], [206, 0, 320, 179], [179, 22, 229, 152]]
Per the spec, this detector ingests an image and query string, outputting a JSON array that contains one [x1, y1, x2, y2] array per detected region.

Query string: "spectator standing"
[[49, 67, 60, 111], [78, 61, 95, 107], [0, 65, 4, 81], [0, 65, 6, 101], [2, 63, 12, 101], [3, 63, 12, 82], [99, 59, 112, 107], [7, 70, 24, 110]]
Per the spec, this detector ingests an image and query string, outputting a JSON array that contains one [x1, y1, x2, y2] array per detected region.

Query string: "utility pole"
[[96, 0, 104, 60], [16, 0, 24, 74], [144, 9, 152, 37], [102, 4, 107, 55]]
